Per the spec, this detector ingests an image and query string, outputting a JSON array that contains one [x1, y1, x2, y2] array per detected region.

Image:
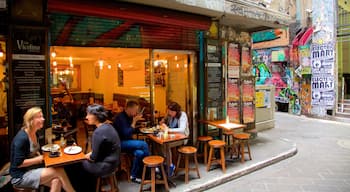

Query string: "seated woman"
[[159, 101, 189, 176], [160, 101, 189, 136], [10, 107, 75, 192], [65, 104, 121, 191], [83, 104, 121, 177]]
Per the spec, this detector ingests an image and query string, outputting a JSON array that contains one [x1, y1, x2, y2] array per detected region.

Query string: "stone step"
[[335, 112, 350, 118]]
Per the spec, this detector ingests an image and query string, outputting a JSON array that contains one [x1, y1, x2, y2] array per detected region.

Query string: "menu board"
[[207, 63, 222, 83], [241, 47, 252, 76], [206, 40, 223, 120], [242, 79, 254, 102], [243, 101, 255, 123], [227, 101, 240, 123], [11, 26, 48, 134], [207, 83, 222, 107], [227, 78, 240, 101]]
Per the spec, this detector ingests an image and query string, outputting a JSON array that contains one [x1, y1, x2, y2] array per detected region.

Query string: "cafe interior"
[[49, 46, 196, 150]]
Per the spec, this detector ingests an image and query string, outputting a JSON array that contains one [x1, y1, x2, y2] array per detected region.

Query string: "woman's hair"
[[87, 104, 108, 123], [23, 107, 42, 131], [167, 102, 182, 119]]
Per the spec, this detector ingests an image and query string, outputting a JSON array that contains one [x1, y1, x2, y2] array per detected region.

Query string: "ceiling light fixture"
[[53, 61, 57, 66], [69, 56, 73, 68], [0, 46, 4, 58], [99, 59, 104, 70], [51, 51, 56, 58], [118, 63, 122, 68], [108, 64, 111, 69]]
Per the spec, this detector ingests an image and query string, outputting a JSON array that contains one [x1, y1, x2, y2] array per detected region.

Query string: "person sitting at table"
[[160, 101, 189, 136], [10, 107, 75, 192], [113, 100, 149, 183], [65, 104, 121, 191], [159, 101, 189, 176], [83, 104, 121, 176]]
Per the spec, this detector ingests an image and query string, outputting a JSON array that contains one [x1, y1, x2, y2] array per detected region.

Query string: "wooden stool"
[[223, 130, 234, 152], [196, 136, 213, 164], [233, 133, 252, 163], [96, 171, 118, 192], [119, 153, 132, 182], [175, 146, 200, 184], [140, 156, 169, 192], [207, 140, 226, 173], [13, 187, 38, 192]]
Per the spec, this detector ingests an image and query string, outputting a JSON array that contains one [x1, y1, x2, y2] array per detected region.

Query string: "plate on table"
[[41, 144, 60, 152], [64, 146, 82, 155], [140, 127, 155, 134]]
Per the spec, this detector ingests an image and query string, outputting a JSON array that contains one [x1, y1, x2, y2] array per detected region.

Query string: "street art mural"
[[252, 47, 301, 114]]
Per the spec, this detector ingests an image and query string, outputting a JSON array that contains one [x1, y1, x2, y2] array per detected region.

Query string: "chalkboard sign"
[[206, 39, 223, 120], [10, 26, 48, 137]]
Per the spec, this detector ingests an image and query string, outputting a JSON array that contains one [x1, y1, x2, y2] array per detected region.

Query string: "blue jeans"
[[121, 140, 149, 178]]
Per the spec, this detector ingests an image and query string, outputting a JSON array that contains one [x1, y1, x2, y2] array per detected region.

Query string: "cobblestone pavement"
[[206, 112, 350, 192]]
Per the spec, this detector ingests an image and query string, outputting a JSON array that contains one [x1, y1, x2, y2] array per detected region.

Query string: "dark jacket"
[[10, 130, 30, 179], [90, 123, 121, 164], [113, 111, 134, 141], [83, 123, 121, 177]]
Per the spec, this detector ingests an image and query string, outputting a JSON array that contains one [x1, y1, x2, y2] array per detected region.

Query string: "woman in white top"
[[159, 102, 189, 176], [160, 102, 189, 136]]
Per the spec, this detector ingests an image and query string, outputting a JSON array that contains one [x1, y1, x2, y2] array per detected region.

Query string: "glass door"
[[151, 49, 196, 139]]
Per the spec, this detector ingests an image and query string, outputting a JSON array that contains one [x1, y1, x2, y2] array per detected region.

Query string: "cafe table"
[[198, 119, 246, 138], [43, 145, 86, 167], [147, 132, 187, 177]]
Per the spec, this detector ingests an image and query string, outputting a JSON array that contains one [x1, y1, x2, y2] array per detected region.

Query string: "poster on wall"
[[311, 75, 335, 107], [228, 43, 240, 78], [301, 83, 311, 115], [311, 42, 335, 108], [227, 101, 240, 123], [241, 47, 252, 76], [227, 78, 239, 101], [243, 101, 254, 123], [311, 42, 335, 74], [299, 45, 311, 74], [242, 79, 254, 102]]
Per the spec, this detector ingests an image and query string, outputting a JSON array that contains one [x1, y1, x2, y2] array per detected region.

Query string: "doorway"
[[151, 50, 196, 138]]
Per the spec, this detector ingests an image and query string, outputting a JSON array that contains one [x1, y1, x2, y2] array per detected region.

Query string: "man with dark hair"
[[112, 100, 149, 183]]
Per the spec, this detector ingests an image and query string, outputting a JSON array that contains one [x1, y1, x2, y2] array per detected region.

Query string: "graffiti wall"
[[252, 47, 300, 114]]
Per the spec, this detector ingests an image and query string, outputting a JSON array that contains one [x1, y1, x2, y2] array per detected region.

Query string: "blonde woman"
[[10, 107, 75, 192]]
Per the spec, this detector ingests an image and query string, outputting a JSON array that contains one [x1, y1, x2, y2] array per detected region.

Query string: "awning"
[[48, 0, 211, 30]]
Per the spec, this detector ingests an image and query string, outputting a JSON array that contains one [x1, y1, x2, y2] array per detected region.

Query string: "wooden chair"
[[119, 153, 131, 182], [175, 146, 200, 184], [207, 140, 226, 173], [233, 133, 252, 163], [140, 156, 169, 192], [95, 171, 118, 192], [223, 130, 235, 152], [13, 186, 45, 192], [84, 121, 96, 153], [13, 187, 38, 192], [196, 136, 213, 164]]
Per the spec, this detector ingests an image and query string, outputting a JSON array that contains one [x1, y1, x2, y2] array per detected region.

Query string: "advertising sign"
[[310, 42, 335, 108]]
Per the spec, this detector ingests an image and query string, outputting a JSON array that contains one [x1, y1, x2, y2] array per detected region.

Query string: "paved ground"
[[119, 112, 297, 192], [206, 112, 350, 192]]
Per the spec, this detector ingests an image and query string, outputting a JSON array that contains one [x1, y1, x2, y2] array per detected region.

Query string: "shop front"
[[46, 0, 211, 144]]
